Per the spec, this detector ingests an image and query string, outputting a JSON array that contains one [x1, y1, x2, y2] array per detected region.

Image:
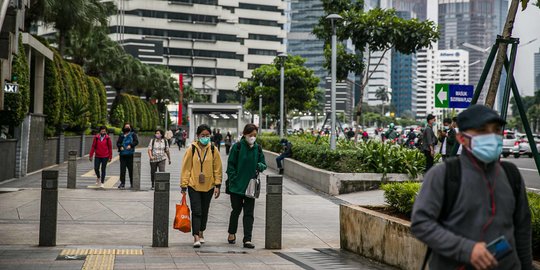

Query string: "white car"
[[512, 134, 540, 158]]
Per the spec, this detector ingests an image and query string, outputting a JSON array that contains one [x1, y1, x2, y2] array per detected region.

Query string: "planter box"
[[340, 204, 426, 270], [263, 150, 420, 195]]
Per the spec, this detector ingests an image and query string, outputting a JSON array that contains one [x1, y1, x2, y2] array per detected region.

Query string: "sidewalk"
[[0, 144, 393, 270]]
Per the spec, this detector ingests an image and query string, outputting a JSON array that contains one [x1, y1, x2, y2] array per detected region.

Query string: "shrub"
[[528, 192, 540, 254], [110, 93, 159, 131], [381, 182, 421, 216], [43, 56, 61, 135]]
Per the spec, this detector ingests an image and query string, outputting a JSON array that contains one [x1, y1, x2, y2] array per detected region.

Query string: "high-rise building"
[[416, 48, 438, 119], [41, 0, 287, 103], [324, 77, 354, 122], [437, 49, 469, 85], [438, 0, 508, 97], [535, 48, 540, 91], [393, 0, 427, 20]]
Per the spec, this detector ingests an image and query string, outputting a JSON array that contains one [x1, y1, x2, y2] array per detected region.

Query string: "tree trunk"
[[59, 31, 66, 57], [485, 0, 520, 108]]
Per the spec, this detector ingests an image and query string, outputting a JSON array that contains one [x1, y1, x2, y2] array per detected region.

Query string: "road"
[[502, 156, 540, 190]]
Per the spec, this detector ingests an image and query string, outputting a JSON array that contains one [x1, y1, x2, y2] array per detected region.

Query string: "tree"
[[375, 86, 390, 116], [238, 55, 321, 120], [314, 0, 439, 123]]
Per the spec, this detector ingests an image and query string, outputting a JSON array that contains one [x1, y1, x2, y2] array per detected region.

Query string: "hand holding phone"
[[486, 236, 512, 261]]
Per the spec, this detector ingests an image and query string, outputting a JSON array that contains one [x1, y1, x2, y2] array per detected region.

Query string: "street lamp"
[[259, 82, 263, 134], [326, 14, 342, 150], [278, 53, 287, 138]]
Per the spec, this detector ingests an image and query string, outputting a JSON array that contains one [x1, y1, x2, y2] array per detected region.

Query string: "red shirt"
[[89, 134, 112, 159]]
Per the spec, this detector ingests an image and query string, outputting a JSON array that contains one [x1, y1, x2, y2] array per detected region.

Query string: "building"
[[324, 77, 354, 122], [437, 49, 469, 85], [102, 0, 287, 103], [393, 0, 427, 20], [535, 48, 540, 91], [416, 48, 438, 120]]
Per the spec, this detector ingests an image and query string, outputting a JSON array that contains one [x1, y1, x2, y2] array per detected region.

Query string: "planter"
[[263, 150, 420, 195], [340, 204, 426, 270]]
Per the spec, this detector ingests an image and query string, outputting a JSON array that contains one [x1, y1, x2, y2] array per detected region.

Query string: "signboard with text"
[[435, 84, 473, 109], [3, 83, 19, 93]]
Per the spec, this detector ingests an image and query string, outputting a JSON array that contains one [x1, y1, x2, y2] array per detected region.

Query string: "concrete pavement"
[[0, 143, 393, 270]]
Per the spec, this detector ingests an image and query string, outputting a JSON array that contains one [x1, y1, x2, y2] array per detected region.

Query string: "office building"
[[437, 49, 469, 85], [535, 48, 540, 91], [324, 77, 354, 122], [416, 48, 438, 119]]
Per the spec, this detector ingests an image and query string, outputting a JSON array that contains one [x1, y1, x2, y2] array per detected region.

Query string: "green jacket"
[[226, 138, 266, 195]]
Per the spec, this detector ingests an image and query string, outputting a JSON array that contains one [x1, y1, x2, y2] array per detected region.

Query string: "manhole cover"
[[275, 249, 397, 270], [56, 255, 87, 261]]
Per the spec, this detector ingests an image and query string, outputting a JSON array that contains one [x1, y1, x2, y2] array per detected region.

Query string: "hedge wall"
[[0, 34, 30, 127], [110, 93, 159, 131]]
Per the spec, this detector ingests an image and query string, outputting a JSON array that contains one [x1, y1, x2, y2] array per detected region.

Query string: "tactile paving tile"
[[81, 254, 115, 270]]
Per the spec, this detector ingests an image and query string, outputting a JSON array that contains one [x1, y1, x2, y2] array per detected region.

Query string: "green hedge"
[[110, 93, 159, 131], [258, 135, 426, 178], [381, 182, 540, 254], [0, 34, 30, 127]]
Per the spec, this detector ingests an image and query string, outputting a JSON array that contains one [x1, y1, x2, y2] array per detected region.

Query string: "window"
[[239, 18, 280, 27], [168, 0, 218, 5], [239, 3, 281, 12], [248, 48, 277, 56], [112, 26, 239, 42], [248, 63, 264, 69], [248, 34, 282, 43]]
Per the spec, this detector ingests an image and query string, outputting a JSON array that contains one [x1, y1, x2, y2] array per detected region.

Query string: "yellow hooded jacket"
[[181, 142, 222, 191]]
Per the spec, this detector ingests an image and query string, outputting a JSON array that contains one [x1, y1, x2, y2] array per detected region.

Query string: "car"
[[512, 134, 540, 158], [502, 130, 517, 158]]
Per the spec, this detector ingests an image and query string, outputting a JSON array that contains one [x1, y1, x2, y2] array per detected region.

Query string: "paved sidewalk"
[[0, 145, 394, 269]]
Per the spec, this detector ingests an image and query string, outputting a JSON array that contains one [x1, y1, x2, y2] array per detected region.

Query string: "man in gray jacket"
[[422, 114, 437, 172], [411, 105, 532, 270]]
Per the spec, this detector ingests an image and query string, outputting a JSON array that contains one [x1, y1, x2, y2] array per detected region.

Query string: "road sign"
[[3, 83, 19, 93], [435, 84, 473, 108]]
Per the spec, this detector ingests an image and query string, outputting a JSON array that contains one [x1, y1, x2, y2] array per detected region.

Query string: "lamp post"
[[327, 14, 342, 150], [278, 53, 287, 138], [259, 82, 263, 134]]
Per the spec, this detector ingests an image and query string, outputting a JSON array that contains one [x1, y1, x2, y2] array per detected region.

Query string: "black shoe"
[[228, 235, 236, 244], [243, 241, 255, 249], [279, 168, 284, 175], [118, 184, 125, 189]]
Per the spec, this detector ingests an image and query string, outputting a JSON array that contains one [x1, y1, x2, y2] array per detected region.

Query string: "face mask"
[[246, 136, 256, 145], [123, 128, 130, 133], [444, 126, 450, 131], [464, 133, 503, 163], [199, 137, 210, 145], [155, 134, 162, 139]]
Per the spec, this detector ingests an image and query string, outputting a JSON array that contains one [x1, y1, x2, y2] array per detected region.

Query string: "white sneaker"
[[96, 179, 100, 185], [100, 183, 104, 188], [199, 238, 205, 244], [193, 241, 201, 248]]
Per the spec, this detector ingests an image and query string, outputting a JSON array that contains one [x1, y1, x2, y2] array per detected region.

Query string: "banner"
[[178, 74, 183, 125]]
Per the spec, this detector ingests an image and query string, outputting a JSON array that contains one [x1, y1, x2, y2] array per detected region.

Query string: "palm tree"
[[375, 86, 389, 116]]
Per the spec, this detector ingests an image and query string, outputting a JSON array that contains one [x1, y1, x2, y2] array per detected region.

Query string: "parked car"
[[512, 134, 540, 158], [502, 130, 517, 158]]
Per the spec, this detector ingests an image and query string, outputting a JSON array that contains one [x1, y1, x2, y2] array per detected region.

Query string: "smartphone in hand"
[[486, 236, 512, 260]]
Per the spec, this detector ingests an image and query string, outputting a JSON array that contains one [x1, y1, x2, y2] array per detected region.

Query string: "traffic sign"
[[435, 84, 473, 108], [3, 83, 19, 93]]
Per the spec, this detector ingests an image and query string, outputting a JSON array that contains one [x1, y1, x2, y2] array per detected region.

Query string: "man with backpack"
[[411, 105, 532, 270], [117, 123, 139, 189], [89, 126, 113, 188]]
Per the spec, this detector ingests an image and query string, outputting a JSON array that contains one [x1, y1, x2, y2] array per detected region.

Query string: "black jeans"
[[276, 154, 289, 169], [424, 150, 434, 172], [150, 160, 166, 186], [94, 157, 108, 183], [228, 193, 255, 243], [225, 144, 231, 155], [188, 187, 214, 236], [120, 154, 134, 186]]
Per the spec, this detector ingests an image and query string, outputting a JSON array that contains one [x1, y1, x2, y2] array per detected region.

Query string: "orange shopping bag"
[[174, 193, 191, 233]]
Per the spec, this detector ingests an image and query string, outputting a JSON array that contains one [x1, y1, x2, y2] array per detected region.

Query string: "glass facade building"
[[535, 48, 540, 91]]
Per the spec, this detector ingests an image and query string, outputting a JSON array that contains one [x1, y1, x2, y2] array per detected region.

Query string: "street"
[[502, 157, 540, 190]]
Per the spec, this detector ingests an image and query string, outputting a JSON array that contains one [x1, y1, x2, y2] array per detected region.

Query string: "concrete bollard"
[[152, 172, 170, 247], [133, 152, 141, 190], [67, 151, 77, 189], [57, 133, 65, 164], [265, 175, 283, 249], [39, 170, 58, 246]]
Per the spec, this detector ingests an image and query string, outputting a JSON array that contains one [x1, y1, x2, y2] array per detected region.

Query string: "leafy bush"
[[110, 93, 159, 131], [528, 192, 540, 254], [44, 55, 62, 136], [381, 182, 420, 216]]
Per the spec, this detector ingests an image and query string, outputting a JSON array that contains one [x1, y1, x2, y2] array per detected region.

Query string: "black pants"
[[216, 142, 221, 152], [188, 187, 214, 236], [276, 154, 288, 169], [150, 160, 166, 186], [424, 150, 434, 172], [225, 144, 231, 155], [94, 157, 108, 183], [120, 154, 134, 186], [228, 193, 255, 243]]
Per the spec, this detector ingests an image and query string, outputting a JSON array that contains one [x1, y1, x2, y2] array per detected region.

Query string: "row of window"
[[167, 0, 217, 5], [169, 65, 243, 77], [125, 9, 218, 24], [239, 18, 281, 28], [248, 48, 277, 56], [168, 48, 244, 60]]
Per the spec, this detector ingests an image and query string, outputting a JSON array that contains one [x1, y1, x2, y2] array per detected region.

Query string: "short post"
[[57, 132, 65, 164], [152, 172, 170, 247], [265, 175, 283, 249], [133, 152, 142, 190], [39, 170, 58, 246], [67, 151, 77, 189], [80, 134, 85, 157]]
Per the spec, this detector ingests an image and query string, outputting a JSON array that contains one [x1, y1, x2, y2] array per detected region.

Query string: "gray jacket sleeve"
[[411, 164, 476, 264], [513, 175, 533, 269]]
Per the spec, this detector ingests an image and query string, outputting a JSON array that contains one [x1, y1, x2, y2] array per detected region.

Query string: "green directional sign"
[[435, 84, 449, 108]]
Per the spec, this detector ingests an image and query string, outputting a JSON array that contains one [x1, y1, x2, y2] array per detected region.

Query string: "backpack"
[[225, 142, 263, 194], [151, 138, 169, 153], [421, 157, 523, 269]]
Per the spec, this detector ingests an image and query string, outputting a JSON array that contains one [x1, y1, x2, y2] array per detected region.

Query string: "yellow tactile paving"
[[60, 248, 143, 255], [115, 249, 143, 255], [81, 254, 115, 270]]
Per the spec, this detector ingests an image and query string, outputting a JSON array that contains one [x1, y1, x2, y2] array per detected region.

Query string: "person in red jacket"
[[89, 126, 113, 188]]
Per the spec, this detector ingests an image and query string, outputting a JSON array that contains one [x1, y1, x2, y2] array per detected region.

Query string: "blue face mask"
[[465, 133, 503, 163], [199, 137, 210, 145]]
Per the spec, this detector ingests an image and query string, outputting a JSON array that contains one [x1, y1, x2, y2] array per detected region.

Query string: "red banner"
[[178, 74, 183, 126]]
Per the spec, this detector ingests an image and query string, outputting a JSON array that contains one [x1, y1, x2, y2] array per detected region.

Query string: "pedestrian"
[[411, 104, 532, 270], [148, 129, 171, 190], [116, 123, 139, 189], [346, 128, 355, 141], [181, 124, 222, 248], [446, 117, 458, 157], [276, 138, 292, 175], [89, 126, 112, 188], [182, 130, 187, 148], [226, 124, 267, 249], [174, 129, 182, 150], [214, 129, 223, 152], [165, 129, 173, 147], [225, 131, 232, 155], [421, 114, 437, 172]]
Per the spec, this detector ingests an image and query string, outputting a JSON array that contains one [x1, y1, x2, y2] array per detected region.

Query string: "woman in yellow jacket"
[[181, 124, 222, 248]]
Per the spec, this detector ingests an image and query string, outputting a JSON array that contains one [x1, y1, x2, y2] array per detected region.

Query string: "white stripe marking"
[[518, 168, 538, 172]]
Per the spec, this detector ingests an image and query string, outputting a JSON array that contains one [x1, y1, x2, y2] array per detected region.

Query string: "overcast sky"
[[427, 1, 540, 96]]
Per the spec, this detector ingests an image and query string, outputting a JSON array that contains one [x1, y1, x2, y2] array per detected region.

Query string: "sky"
[[427, 1, 540, 97]]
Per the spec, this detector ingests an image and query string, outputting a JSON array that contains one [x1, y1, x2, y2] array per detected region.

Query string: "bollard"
[[152, 172, 170, 247], [39, 170, 58, 246], [57, 133, 65, 164], [133, 152, 141, 190], [67, 151, 77, 189], [265, 175, 283, 249]]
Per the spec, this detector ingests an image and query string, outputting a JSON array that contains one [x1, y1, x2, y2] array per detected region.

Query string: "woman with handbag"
[[181, 124, 222, 248], [226, 124, 267, 249]]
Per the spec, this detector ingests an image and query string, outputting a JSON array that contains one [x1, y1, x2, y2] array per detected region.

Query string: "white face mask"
[[246, 136, 256, 145]]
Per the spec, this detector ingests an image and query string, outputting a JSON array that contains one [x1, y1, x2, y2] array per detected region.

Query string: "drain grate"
[[275, 249, 397, 270]]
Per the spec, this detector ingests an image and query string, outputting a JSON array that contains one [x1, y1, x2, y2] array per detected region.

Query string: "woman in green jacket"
[[226, 124, 267, 248]]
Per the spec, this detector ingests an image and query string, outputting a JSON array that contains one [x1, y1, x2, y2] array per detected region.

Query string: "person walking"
[[165, 129, 173, 147], [148, 129, 171, 190], [411, 105, 532, 270], [213, 129, 223, 152], [421, 114, 437, 172], [116, 123, 139, 189], [226, 124, 267, 249], [89, 126, 112, 188], [224, 131, 232, 155], [446, 117, 458, 157], [181, 124, 222, 248]]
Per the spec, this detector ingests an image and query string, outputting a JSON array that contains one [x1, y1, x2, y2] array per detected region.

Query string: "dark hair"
[[426, 114, 435, 121], [443, 118, 452, 124], [243, 124, 258, 135], [99, 126, 107, 131], [123, 123, 131, 129], [196, 124, 212, 135], [155, 129, 164, 136], [452, 117, 458, 122]]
